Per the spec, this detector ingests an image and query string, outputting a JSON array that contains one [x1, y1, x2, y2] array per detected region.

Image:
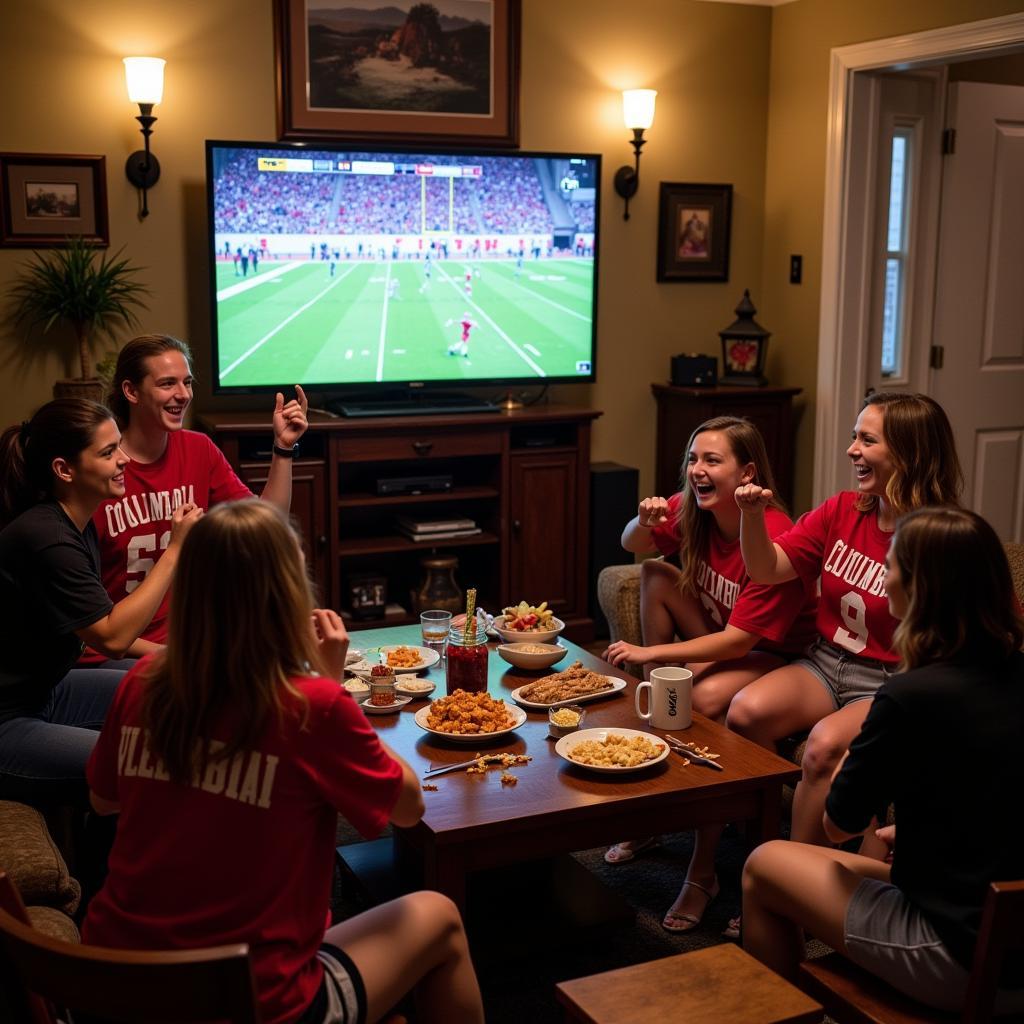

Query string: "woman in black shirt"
[[0, 399, 201, 805], [741, 507, 1024, 1014]]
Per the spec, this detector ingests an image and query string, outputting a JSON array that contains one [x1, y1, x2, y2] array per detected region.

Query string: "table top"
[[350, 626, 800, 844]]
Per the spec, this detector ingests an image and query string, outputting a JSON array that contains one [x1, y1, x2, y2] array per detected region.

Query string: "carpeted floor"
[[334, 824, 777, 1023]]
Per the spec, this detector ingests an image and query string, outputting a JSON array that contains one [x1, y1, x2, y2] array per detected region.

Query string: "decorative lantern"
[[719, 289, 770, 386]]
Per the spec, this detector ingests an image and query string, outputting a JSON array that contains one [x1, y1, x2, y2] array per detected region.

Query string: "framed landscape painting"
[[0, 153, 109, 248], [656, 182, 732, 282], [274, 0, 521, 146]]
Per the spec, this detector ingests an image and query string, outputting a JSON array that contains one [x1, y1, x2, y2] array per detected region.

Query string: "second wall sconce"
[[123, 57, 165, 219], [613, 89, 656, 221]]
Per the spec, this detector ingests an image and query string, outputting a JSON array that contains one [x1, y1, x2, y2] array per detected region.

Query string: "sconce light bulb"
[[124, 57, 166, 106], [622, 89, 657, 130]]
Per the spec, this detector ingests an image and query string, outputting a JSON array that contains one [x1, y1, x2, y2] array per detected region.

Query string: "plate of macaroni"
[[414, 691, 527, 743], [350, 645, 440, 677], [555, 728, 669, 773]]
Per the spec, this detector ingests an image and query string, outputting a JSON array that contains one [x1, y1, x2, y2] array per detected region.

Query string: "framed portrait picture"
[[0, 153, 109, 248], [274, 0, 521, 146], [656, 182, 732, 282]]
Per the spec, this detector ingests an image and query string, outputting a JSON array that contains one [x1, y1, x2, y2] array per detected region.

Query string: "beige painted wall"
[[0, 0, 771, 503], [759, 0, 1024, 513]]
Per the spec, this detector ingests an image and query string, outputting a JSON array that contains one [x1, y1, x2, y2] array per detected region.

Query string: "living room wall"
[[0, 0, 771, 502], [758, 0, 1024, 512]]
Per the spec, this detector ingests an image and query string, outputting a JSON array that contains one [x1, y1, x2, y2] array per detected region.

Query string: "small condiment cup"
[[548, 704, 586, 738]]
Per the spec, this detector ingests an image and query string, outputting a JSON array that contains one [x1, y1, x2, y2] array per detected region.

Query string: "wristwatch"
[[272, 442, 299, 459]]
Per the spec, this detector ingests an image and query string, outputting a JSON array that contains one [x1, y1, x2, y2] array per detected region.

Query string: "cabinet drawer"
[[342, 431, 502, 462]]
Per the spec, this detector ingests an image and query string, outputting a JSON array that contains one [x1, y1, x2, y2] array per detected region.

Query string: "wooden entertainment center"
[[199, 404, 601, 642]]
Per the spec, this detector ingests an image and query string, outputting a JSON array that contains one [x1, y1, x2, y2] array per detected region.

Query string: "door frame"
[[814, 11, 1024, 504]]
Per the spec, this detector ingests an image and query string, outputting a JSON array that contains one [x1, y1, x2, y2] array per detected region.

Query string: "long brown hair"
[[854, 392, 963, 516], [141, 500, 319, 783], [106, 333, 194, 425], [891, 507, 1022, 670], [674, 416, 786, 594], [0, 399, 114, 527]]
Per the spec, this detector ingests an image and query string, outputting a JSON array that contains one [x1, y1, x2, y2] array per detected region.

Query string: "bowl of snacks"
[[548, 704, 586, 738], [493, 601, 565, 644], [497, 642, 567, 671]]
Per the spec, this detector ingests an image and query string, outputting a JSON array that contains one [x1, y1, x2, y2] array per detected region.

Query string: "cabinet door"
[[239, 462, 330, 603], [509, 453, 577, 612]]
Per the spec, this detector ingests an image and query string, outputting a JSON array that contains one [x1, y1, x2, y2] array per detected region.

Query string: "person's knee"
[[726, 690, 761, 734], [403, 891, 465, 947], [742, 839, 789, 895], [692, 683, 727, 720], [800, 723, 848, 782]]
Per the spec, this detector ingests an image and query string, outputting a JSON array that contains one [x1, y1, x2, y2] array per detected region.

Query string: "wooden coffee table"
[[345, 627, 800, 912]]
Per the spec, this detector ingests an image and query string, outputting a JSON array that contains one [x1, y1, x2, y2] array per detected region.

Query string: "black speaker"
[[671, 352, 717, 387], [588, 462, 639, 639]]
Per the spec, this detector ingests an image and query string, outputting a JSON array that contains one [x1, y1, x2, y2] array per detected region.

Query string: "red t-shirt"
[[82, 660, 404, 1024], [650, 494, 817, 656], [775, 491, 898, 664], [82, 431, 252, 662]]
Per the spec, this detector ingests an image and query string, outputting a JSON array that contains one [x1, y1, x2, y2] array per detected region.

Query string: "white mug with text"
[[635, 667, 693, 730]]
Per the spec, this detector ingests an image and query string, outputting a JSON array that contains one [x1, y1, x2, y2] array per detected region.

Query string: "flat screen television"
[[205, 140, 600, 413]]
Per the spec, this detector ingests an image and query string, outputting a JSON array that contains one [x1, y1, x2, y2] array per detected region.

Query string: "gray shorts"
[[794, 637, 891, 710], [844, 878, 1024, 1015], [297, 943, 366, 1024]]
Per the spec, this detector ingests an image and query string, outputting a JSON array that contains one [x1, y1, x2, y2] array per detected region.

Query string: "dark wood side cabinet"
[[652, 384, 801, 506], [199, 405, 601, 642]]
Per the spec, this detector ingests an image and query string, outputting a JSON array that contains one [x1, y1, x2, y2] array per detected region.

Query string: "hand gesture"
[[311, 607, 349, 681], [638, 496, 669, 529], [734, 483, 773, 514], [167, 501, 203, 549], [273, 385, 309, 450], [874, 823, 896, 864], [603, 640, 649, 668]]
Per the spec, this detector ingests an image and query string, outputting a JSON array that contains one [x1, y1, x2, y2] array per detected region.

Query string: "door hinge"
[[930, 345, 945, 370], [942, 128, 956, 155]]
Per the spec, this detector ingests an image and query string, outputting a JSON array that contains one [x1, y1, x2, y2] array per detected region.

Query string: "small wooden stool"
[[556, 944, 823, 1024]]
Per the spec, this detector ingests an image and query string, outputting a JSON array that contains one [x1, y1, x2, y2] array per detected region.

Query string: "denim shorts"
[[844, 878, 1024, 1014], [794, 638, 891, 711], [296, 943, 367, 1024]]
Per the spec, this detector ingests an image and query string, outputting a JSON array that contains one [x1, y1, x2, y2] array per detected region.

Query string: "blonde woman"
[[83, 501, 483, 1024]]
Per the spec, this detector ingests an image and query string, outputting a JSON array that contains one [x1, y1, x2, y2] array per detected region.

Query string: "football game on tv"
[[206, 141, 600, 398]]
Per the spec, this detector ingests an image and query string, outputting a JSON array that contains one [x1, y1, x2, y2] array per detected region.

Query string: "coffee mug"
[[635, 667, 693, 730]]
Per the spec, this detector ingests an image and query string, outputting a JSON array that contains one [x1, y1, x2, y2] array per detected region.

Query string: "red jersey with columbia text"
[[85, 431, 251, 659], [650, 494, 817, 656], [83, 660, 404, 1024], [775, 491, 897, 665]]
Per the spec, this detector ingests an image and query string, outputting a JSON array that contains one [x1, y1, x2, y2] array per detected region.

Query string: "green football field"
[[213, 257, 595, 387]]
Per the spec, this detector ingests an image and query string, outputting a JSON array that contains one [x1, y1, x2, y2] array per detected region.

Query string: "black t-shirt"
[[827, 651, 1024, 979], [0, 501, 113, 721]]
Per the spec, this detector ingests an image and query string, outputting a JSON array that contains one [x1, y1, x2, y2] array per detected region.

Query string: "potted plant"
[[8, 235, 149, 402]]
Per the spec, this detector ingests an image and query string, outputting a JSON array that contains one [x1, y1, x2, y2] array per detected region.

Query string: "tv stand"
[[330, 391, 497, 418], [198, 404, 602, 643]]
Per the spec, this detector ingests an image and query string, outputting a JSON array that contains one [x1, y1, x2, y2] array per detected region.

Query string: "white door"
[[930, 81, 1024, 542]]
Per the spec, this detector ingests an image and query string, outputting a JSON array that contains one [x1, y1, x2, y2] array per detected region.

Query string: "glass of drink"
[[420, 610, 452, 655], [445, 623, 489, 695]]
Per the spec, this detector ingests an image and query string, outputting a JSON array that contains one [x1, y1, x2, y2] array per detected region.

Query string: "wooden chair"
[[0, 870, 261, 1023], [798, 879, 1024, 1024]]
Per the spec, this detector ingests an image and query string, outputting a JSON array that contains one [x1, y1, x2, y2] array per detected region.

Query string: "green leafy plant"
[[8, 236, 148, 381]]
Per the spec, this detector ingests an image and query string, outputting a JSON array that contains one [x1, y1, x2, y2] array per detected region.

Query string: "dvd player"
[[376, 474, 453, 496]]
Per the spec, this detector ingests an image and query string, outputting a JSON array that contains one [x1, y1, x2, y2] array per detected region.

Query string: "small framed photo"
[[656, 182, 732, 282], [0, 153, 109, 248], [274, 0, 521, 146]]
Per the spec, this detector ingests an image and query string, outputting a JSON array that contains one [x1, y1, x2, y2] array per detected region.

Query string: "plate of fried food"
[[510, 661, 627, 709], [555, 728, 669, 773], [414, 690, 527, 743], [351, 645, 440, 677]]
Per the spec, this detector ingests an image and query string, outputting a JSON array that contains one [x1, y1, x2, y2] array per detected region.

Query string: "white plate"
[[350, 646, 441, 678], [395, 678, 436, 698], [555, 728, 670, 773], [414, 702, 527, 743], [358, 694, 413, 715], [343, 678, 370, 694], [510, 675, 627, 710]]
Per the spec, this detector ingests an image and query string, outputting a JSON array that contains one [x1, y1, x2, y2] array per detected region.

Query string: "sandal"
[[603, 837, 659, 865], [722, 914, 741, 940], [661, 877, 720, 933]]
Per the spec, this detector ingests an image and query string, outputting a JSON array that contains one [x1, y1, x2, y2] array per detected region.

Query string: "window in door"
[[880, 127, 913, 378]]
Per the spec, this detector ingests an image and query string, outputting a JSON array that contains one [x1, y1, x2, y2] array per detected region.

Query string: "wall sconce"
[[613, 89, 656, 221], [123, 57, 165, 219]]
